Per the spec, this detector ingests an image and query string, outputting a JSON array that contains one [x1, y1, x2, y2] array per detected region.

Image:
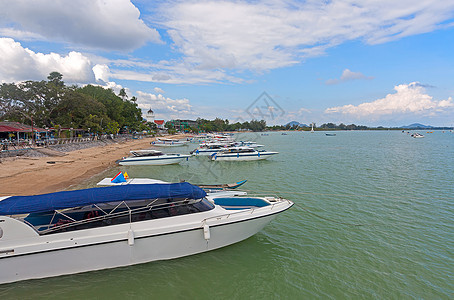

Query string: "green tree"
[[106, 121, 120, 134], [248, 119, 266, 131], [47, 71, 64, 87], [78, 85, 142, 130], [146, 122, 157, 130], [51, 90, 109, 129], [0, 73, 68, 128], [118, 88, 127, 101], [84, 114, 104, 133]]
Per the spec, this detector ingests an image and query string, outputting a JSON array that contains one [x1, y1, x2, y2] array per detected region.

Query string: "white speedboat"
[[211, 147, 278, 161], [191, 142, 235, 156], [233, 141, 264, 148], [151, 138, 189, 147], [97, 177, 247, 191], [411, 133, 424, 138], [118, 150, 190, 165], [0, 183, 293, 284]]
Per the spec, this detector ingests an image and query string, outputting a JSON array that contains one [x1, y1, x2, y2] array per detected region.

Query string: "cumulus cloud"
[[326, 69, 374, 85], [92, 64, 110, 83], [154, 87, 165, 94], [102, 81, 131, 96], [158, 0, 454, 73], [136, 91, 193, 119], [325, 82, 454, 117], [0, 38, 95, 83], [0, 0, 160, 51]]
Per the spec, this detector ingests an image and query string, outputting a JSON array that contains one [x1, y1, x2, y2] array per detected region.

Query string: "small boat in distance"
[[118, 150, 190, 165], [0, 183, 293, 284], [325, 133, 336, 136], [411, 133, 424, 138], [211, 147, 278, 161]]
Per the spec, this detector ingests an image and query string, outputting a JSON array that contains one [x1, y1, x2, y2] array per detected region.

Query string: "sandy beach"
[[0, 135, 188, 196]]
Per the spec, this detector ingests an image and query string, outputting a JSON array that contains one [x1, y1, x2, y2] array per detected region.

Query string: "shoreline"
[[0, 134, 189, 196]]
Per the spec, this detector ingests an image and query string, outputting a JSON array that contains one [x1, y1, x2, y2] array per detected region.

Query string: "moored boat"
[[234, 141, 264, 148], [97, 177, 247, 191], [411, 132, 424, 138], [0, 183, 292, 284], [190, 142, 235, 156], [211, 147, 278, 161], [118, 150, 190, 165], [151, 138, 189, 147]]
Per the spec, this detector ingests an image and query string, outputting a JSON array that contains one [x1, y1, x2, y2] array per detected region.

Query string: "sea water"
[[1, 131, 453, 298]]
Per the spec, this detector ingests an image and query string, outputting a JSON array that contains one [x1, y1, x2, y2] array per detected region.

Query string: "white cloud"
[[154, 87, 165, 94], [2, 1, 454, 85], [325, 82, 454, 118], [158, 0, 454, 73], [102, 81, 129, 96], [92, 64, 110, 83], [326, 69, 374, 85], [0, 38, 95, 83], [0, 27, 44, 41], [0, 0, 160, 51], [107, 64, 240, 84], [136, 91, 193, 120]]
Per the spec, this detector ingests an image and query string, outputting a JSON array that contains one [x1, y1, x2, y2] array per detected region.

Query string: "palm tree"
[[118, 88, 128, 101]]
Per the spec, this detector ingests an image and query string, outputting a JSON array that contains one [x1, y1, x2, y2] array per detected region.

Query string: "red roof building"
[[0, 122, 47, 132]]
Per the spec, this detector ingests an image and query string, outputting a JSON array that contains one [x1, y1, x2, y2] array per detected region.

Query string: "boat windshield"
[[225, 148, 255, 153], [25, 198, 215, 235], [131, 151, 164, 157]]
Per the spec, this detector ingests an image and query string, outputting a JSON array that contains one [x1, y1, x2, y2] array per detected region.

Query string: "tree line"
[[0, 72, 144, 135], [275, 122, 371, 131], [0, 72, 382, 136], [191, 118, 267, 132]]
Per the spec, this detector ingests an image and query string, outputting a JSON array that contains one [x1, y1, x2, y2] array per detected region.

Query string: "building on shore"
[[145, 108, 155, 123], [0, 121, 48, 141], [144, 107, 165, 129], [169, 119, 198, 131], [154, 120, 165, 129]]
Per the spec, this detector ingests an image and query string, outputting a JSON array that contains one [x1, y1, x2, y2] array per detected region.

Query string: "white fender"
[[127, 229, 134, 246], [203, 224, 210, 240]]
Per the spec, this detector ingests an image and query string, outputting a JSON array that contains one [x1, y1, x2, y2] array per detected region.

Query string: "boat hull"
[[151, 142, 188, 147], [119, 155, 190, 165], [192, 150, 220, 156], [0, 201, 291, 284], [212, 152, 278, 161]]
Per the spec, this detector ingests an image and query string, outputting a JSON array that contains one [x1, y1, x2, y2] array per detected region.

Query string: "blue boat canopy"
[[0, 183, 207, 215]]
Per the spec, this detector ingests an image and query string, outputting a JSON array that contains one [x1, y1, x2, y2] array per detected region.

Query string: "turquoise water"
[[1, 131, 453, 298]]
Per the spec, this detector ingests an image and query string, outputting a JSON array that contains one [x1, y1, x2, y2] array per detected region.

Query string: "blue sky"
[[1, 0, 454, 127]]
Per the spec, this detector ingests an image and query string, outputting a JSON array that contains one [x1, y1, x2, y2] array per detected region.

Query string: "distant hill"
[[286, 121, 308, 127], [402, 123, 434, 129]]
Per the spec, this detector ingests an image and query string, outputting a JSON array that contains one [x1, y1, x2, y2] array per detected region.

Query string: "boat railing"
[[36, 198, 204, 235]]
